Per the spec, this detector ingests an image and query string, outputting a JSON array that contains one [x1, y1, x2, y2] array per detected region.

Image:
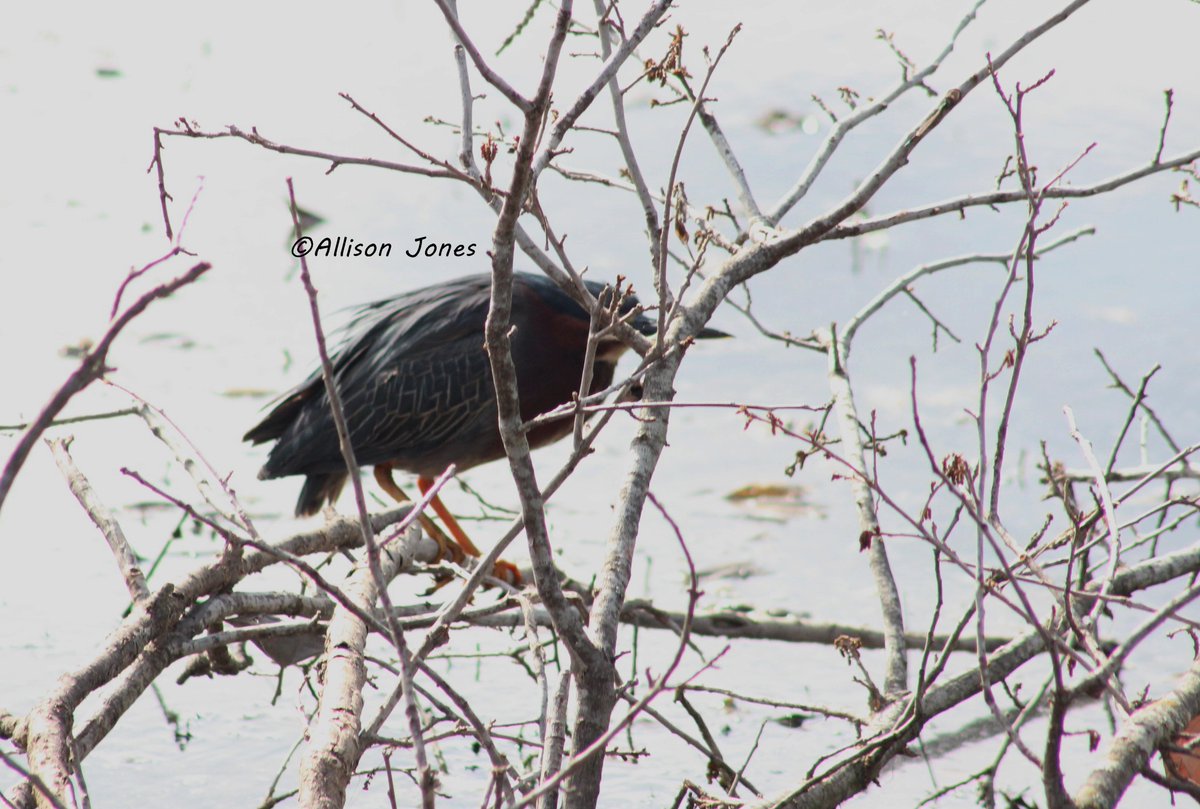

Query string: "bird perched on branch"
[[245, 271, 726, 577]]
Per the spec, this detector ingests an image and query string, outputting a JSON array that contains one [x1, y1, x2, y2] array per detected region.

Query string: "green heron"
[[244, 271, 725, 571]]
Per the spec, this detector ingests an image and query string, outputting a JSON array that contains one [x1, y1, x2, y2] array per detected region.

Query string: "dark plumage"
[[245, 272, 698, 517]]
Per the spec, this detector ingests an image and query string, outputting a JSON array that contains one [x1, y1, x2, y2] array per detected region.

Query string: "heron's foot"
[[377, 466, 522, 588], [420, 558, 521, 596], [424, 557, 521, 592], [425, 522, 468, 566], [374, 464, 465, 565], [489, 559, 523, 587]]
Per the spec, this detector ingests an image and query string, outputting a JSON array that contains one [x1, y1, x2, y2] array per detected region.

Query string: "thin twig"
[[0, 260, 210, 516]]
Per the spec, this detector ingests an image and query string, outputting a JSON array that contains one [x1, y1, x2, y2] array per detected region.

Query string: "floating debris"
[[59, 338, 94, 359], [219, 388, 275, 399], [725, 483, 821, 518]]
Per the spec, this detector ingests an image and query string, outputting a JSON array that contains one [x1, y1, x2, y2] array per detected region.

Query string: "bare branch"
[[1075, 655, 1200, 809], [47, 438, 150, 602], [0, 260, 210, 517]]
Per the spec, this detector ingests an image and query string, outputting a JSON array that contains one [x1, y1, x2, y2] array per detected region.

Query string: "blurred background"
[[2, 1, 1198, 805]]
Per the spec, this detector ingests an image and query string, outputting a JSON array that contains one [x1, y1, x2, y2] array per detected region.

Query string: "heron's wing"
[[246, 275, 495, 475]]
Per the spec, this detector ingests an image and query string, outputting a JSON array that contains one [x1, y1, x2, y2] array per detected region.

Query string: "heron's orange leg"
[[373, 465, 465, 565], [417, 476, 483, 556], [418, 476, 522, 585]]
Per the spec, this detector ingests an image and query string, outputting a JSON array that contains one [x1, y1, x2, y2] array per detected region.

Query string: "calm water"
[[3, 1, 1198, 806]]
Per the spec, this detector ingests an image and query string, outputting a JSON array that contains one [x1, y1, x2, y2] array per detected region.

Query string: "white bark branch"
[[1074, 656, 1200, 809]]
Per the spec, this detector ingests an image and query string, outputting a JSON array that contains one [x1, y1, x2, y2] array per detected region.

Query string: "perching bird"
[[244, 271, 725, 567]]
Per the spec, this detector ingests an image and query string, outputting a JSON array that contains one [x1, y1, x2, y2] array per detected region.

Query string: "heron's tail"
[[295, 473, 346, 517]]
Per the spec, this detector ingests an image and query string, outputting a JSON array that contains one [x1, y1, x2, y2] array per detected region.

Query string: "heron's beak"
[[629, 314, 731, 339]]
